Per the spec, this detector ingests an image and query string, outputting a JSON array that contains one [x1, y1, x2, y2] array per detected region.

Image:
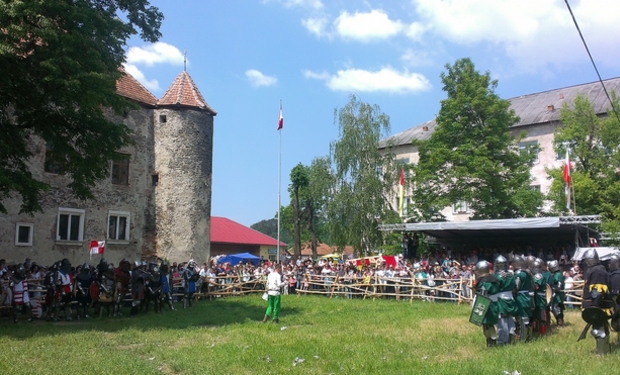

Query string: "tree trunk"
[[293, 187, 302, 261]]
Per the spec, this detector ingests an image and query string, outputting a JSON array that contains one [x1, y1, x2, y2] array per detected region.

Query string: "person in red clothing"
[[54, 259, 73, 321], [114, 259, 132, 316], [11, 263, 32, 323]]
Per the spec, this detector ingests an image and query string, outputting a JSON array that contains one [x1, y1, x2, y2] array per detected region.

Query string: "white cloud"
[[126, 42, 185, 67], [401, 48, 434, 67], [305, 66, 431, 93], [123, 63, 160, 91], [412, 0, 620, 74], [245, 69, 278, 87], [405, 22, 425, 41], [335, 10, 404, 42], [302, 17, 330, 38]]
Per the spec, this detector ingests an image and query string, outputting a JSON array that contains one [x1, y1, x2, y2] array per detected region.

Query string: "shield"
[[582, 306, 611, 326], [89, 282, 100, 301], [469, 294, 492, 326], [545, 284, 553, 305], [188, 273, 201, 283]]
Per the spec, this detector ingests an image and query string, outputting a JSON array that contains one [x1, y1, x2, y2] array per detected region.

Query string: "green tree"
[[250, 216, 293, 246], [411, 58, 542, 220], [289, 163, 309, 259], [547, 94, 620, 237], [0, 0, 163, 213], [303, 157, 333, 259], [328, 94, 397, 256]]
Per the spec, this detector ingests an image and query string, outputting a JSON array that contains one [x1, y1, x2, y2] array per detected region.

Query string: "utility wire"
[[564, 0, 620, 124]]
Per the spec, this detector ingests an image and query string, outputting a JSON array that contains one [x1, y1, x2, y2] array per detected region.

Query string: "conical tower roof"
[[158, 71, 217, 115]]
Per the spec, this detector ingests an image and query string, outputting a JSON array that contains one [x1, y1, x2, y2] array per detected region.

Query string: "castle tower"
[[154, 71, 216, 263]]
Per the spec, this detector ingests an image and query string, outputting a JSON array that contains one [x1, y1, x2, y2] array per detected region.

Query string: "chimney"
[[547, 104, 555, 112], [559, 93, 564, 99], [422, 126, 429, 132]]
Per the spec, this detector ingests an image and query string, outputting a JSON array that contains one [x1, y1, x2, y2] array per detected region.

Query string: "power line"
[[564, 0, 620, 124]]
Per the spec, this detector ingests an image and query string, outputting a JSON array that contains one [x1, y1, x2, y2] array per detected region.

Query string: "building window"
[[530, 184, 541, 192], [112, 153, 130, 185], [152, 174, 159, 186], [108, 210, 130, 241], [518, 140, 539, 164], [44, 142, 64, 174], [15, 223, 34, 246], [453, 201, 470, 214], [57, 208, 85, 241], [159, 114, 167, 123]]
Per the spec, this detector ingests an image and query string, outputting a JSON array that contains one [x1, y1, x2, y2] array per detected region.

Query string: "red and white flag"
[[398, 168, 405, 216], [277, 102, 283, 131], [89, 240, 105, 257], [563, 149, 571, 210]]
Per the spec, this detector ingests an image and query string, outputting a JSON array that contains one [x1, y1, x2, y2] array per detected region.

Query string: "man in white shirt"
[[263, 264, 286, 323]]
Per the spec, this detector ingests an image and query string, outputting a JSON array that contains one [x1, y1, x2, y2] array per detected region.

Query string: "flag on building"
[[563, 149, 571, 210], [277, 102, 283, 130], [398, 168, 405, 216], [89, 240, 105, 258]]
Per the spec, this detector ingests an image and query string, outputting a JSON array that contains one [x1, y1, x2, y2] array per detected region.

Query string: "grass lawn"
[[0, 295, 617, 374]]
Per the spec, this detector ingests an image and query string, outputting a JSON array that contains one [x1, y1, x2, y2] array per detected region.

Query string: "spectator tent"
[[379, 216, 601, 250], [572, 247, 620, 261], [216, 252, 261, 266]]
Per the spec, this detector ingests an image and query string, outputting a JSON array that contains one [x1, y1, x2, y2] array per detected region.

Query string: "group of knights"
[[577, 249, 620, 355], [7, 257, 202, 323], [473, 254, 565, 347]]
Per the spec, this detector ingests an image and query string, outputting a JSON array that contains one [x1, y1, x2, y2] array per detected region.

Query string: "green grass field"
[[0, 295, 616, 374]]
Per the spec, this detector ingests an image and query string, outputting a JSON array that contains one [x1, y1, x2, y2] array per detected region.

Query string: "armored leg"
[[483, 324, 497, 347], [591, 325, 611, 355]]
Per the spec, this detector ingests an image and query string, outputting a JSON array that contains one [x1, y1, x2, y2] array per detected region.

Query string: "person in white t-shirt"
[[263, 264, 286, 323]]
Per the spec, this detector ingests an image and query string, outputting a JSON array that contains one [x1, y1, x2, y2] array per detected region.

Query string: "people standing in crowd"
[[548, 260, 565, 327]]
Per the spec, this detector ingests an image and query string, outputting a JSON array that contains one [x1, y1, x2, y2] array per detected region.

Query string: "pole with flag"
[[277, 101, 283, 263], [563, 146, 571, 212], [398, 168, 405, 217]]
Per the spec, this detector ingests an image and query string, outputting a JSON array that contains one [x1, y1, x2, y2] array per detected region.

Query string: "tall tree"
[[547, 94, 620, 236], [0, 0, 163, 213], [328, 94, 396, 256], [304, 157, 333, 259], [289, 163, 309, 260], [411, 58, 542, 220]]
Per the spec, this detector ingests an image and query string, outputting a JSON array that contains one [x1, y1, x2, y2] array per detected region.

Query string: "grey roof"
[[380, 77, 620, 148]]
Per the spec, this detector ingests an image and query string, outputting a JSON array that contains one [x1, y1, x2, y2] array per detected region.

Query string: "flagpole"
[[277, 100, 282, 264]]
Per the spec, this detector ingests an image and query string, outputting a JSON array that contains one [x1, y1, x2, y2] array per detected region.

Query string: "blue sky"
[[124, 0, 620, 227]]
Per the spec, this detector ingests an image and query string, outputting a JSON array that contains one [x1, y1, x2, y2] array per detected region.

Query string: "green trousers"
[[265, 294, 281, 320]]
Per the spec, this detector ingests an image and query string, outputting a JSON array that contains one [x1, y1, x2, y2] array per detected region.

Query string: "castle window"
[[112, 153, 130, 185], [159, 114, 167, 123], [453, 201, 470, 214], [518, 140, 539, 164], [108, 210, 130, 241], [15, 223, 33, 246], [44, 142, 64, 174], [56, 208, 85, 241], [152, 174, 159, 186]]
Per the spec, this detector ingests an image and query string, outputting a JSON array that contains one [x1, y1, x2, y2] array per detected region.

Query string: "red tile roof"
[[159, 71, 217, 115], [211, 217, 287, 247], [116, 69, 158, 106]]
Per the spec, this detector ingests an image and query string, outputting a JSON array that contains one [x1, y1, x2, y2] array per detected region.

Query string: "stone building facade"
[[0, 70, 216, 266]]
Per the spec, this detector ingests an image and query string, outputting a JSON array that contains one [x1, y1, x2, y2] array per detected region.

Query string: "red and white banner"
[[89, 240, 105, 257], [563, 149, 571, 210], [277, 102, 283, 131]]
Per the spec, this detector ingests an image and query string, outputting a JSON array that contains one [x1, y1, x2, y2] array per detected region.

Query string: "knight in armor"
[[547, 260, 565, 327], [44, 262, 59, 321], [74, 264, 94, 319], [511, 254, 534, 341], [11, 263, 32, 323], [494, 255, 519, 344], [144, 261, 163, 313], [159, 260, 176, 311], [54, 259, 74, 321], [183, 260, 199, 308], [114, 259, 132, 316], [532, 258, 550, 336], [473, 260, 501, 347], [94, 261, 118, 317], [578, 248, 613, 355], [130, 261, 147, 315], [607, 252, 620, 345]]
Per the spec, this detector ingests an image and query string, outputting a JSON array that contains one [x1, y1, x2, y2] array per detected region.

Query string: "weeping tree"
[[327, 94, 397, 256]]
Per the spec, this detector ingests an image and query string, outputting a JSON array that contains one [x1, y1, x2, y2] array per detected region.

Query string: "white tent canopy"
[[571, 247, 620, 261]]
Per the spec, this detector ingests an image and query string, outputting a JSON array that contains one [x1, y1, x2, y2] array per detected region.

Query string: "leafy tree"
[[547, 94, 620, 237], [303, 157, 333, 259], [411, 58, 543, 220], [250, 216, 293, 245], [327, 94, 397, 256], [0, 0, 163, 213], [289, 163, 309, 259]]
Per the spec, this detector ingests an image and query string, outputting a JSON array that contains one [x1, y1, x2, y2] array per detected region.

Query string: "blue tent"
[[217, 252, 261, 266]]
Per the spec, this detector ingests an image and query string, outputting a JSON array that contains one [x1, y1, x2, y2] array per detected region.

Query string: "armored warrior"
[[511, 254, 534, 341], [54, 259, 74, 321], [578, 249, 613, 355], [532, 258, 550, 336], [159, 260, 175, 311], [11, 263, 32, 323], [130, 261, 147, 315], [494, 255, 518, 344], [183, 260, 200, 308], [114, 259, 132, 316], [607, 252, 620, 345], [548, 260, 565, 327], [93, 261, 118, 317], [43, 262, 59, 321], [144, 261, 163, 313], [74, 264, 94, 319], [473, 260, 501, 347]]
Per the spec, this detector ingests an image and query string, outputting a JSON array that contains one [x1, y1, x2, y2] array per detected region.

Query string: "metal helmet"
[[525, 255, 536, 270], [15, 263, 26, 279], [474, 260, 491, 278], [532, 258, 544, 274], [60, 258, 72, 273], [511, 254, 525, 270], [582, 249, 600, 268], [608, 252, 620, 272], [494, 255, 508, 273], [548, 260, 560, 273]]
